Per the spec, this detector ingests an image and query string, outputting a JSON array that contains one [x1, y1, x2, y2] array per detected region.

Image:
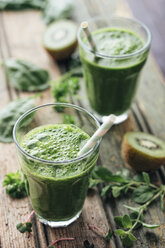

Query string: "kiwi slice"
[[43, 20, 77, 60], [122, 132, 165, 171]]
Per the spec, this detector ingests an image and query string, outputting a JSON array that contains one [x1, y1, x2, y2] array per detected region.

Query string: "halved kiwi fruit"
[[43, 20, 77, 61], [122, 132, 165, 171]]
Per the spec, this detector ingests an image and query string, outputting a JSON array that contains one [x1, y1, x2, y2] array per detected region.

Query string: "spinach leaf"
[[42, 0, 74, 25], [0, 0, 45, 10], [0, 97, 35, 143], [4, 58, 50, 92]]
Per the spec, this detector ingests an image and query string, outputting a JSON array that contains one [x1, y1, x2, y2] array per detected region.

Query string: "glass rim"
[[77, 16, 151, 59], [13, 103, 101, 165]]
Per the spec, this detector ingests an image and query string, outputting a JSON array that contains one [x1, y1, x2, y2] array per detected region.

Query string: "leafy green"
[[0, 0, 45, 10], [105, 229, 112, 242], [90, 167, 165, 247], [4, 58, 50, 92], [0, 97, 35, 143], [122, 215, 132, 228], [132, 185, 154, 204], [16, 222, 32, 233], [3, 171, 27, 198], [51, 69, 81, 111], [42, 0, 74, 25], [91, 166, 126, 183], [142, 172, 150, 185], [62, 114, 75, 124]]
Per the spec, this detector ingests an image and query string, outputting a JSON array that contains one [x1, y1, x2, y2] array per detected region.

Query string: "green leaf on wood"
[[42, 0, 74, 25], [92, 166, 126, 183], [122, 215, 132, 228], [3, 171, 27, 198], [4, 58, 50, 92], [105, 229, 112, 242], [0, 0, 45, 10], [132, 185, 154, 204], [142, 172, 150, 185], [0, 97, 35, 143], [16, 222, 32, 233]]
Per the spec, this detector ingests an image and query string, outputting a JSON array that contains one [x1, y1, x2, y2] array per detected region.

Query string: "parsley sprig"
[[90, 167, 165, 247], [16, 210, 35, 234], [51, 67, 82, 112], [3, 171, 27, 198]]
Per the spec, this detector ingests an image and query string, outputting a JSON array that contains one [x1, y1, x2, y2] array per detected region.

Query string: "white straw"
[[81, 21, 97, 52], [78, 114, 116, 156]]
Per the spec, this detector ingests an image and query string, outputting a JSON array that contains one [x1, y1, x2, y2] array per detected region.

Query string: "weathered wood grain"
[[0, 0, 165, 247]]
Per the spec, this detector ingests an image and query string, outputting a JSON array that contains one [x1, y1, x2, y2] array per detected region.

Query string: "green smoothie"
[[20, 124, 98, 221], [79, 28, 149, 116]]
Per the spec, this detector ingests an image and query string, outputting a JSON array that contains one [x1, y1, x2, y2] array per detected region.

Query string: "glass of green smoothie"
[[13, 103, 101, 227], [78, 16, 151, 123]]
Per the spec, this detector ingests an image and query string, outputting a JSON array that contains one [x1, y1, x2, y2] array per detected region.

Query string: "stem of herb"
[[128, 187, 165, 233], [47, 238, 74, 247], [23, 210, 35, 224], [89, 224, 106, 236]]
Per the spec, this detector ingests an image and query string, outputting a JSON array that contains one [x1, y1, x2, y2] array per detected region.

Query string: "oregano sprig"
[[90, 167, 165, 247]]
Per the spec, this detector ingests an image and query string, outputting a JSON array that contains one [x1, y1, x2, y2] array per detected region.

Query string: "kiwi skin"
[[122, 132, 165, 172], [45, 40, 77, 61]]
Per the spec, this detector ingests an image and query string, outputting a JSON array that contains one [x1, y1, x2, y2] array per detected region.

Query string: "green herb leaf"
[[3, 171, 27, 198], [122, 215, 132, 228], [132, 185, 154, 204], [133, 174, 144, 182], [101, 185, 112, 197], [0, 0, 45, 10], [51, 71, 80, 111], [42, 0, 74, 25], [88, 178, 101, 189], [142, 172, 150, 185], [92, 166, 126, 183], [114, 216, 124, 228], [62, 114, 75, 124], [142, 222, 160, 229], [0, 97, 35, 143], [114, 229, 126, 237], [16, 222, 32, 233], [121, 233, 134, 247], [105, 229, 112, 242], [128, 232, 136, 241], [112, 186, 122, 198], [4, 58, 50, 92]]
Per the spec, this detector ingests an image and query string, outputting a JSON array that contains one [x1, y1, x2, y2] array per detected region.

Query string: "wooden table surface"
[[0, 0, 165, 247]]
